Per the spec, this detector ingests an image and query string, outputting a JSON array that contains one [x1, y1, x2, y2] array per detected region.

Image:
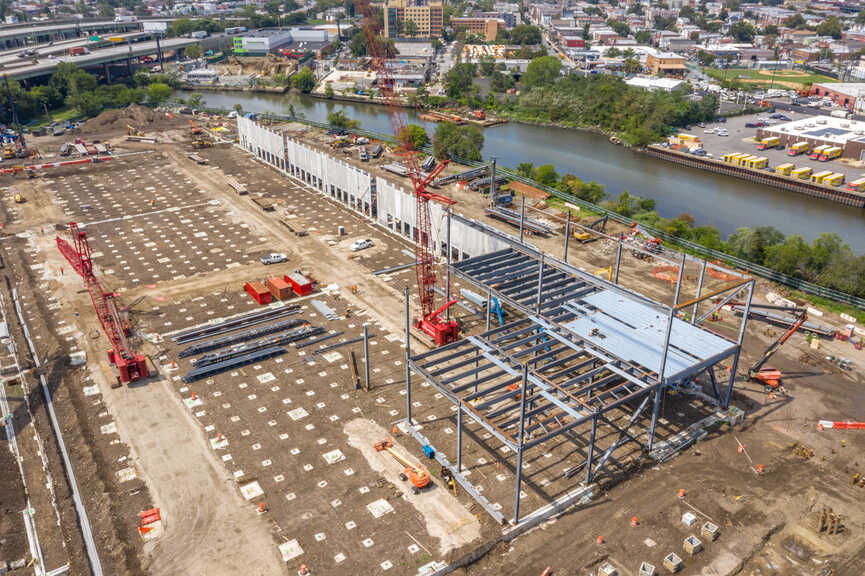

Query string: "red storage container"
[[245, 281, 273, 305], [265, 276, 292, 300], [285, 272, 313, 296]]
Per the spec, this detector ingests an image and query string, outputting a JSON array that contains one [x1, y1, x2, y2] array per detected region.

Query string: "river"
[[176, 89, 865, 252]]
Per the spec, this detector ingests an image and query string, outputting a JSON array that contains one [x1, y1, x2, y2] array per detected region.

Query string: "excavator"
[[573, 215, 608, 243], [747, 305, 807, 389], [127, 124, 143, 136], [189, 119, 202, 136], [374, 438, 430, 494]]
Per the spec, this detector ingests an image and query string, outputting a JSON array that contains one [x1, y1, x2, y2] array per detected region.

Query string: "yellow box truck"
[[823, 172, 845, 186], [775, 163, 795, 176], [791, 167, 812, 180], [846, 176, 865, 192], [811, 170, 833, 184], [788, 141, 809, 156], [809, 144, 831, 160], [818, 146, 842, 161], [757, 136, 780, 150]]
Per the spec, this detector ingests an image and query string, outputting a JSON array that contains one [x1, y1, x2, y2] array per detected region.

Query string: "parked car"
[[260, 253, 288, 265], [349, 239, 373, 252], [717, 129, 729, 137]]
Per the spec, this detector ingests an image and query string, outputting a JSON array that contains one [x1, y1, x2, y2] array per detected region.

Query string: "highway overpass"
[[0, 20, 141, 49], [3, 37, 199, 80]]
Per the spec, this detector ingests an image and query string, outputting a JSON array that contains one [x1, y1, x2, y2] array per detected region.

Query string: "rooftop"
[[763, 115, 865, 145]]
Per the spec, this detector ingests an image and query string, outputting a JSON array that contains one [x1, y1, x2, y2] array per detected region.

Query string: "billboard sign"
[[142, 21, 168, 33]]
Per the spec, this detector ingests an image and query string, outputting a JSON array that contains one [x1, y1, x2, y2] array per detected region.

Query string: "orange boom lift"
[[374, 438, 430, 493]]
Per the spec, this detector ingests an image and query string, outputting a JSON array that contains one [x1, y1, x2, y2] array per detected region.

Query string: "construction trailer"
[[245, 281, 273, 304], [285, 272, 313, 296], [402, 230, 754, 527]]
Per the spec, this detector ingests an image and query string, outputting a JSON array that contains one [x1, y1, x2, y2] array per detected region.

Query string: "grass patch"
[[790, 291, 865, 324], [26, 107, 80, 128], [704, 67, 836, 89]]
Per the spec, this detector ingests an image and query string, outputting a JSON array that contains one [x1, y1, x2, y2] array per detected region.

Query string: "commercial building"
[[232, 27, 329, 55], [451, 17, 503, 42], [384, 0, 444, 39], [757, 116, 865, 161], [809, 82, 865, 110], [625, 76, 685, 91], [645, 50, 687, 76]]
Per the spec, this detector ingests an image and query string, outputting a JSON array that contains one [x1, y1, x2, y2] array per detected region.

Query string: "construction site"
[[0, 26, 864, 574]]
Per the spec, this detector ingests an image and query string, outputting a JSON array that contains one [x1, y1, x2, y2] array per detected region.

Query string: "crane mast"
[[355, 0, 459, 345]]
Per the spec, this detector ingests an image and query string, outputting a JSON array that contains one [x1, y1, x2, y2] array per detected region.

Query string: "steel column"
[[692, 260, 707, 324], [613, 239, 622, 284], [519, 195, 526, 243], [404, 287, 412, 425], [456, 405, 463, 472], [724, 280, 754, 408], [647, 385, 663, 452], [513, 363, 529, 525], [485, 290, 491, 331], [535, 255, 544, 312], [563, 210, 571, 261], [585, 415, 597, 483], [673, 252, 686, 307], [362, 323, 370, 391]]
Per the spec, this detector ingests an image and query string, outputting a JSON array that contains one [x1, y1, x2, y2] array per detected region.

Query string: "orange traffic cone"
[[191, 392, 197, 400], [171, 360, 176, 369], [217, 433, 223, 442], [678, 489, 686, 499], [737, 444, 744, 455], [757, 464, 764, 474], [298, 564, 310, 576], [631, 516, 638, 527], [258, 502, 265, 514], [596, 535, 603, 545], [392, 426, 399, 434]]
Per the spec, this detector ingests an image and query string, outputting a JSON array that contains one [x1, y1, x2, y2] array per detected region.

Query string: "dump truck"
[[757, 136, 780, 150]]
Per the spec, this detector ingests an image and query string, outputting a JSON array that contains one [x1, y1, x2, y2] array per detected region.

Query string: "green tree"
[[762, 24, 779, 36], [490, 70, 515, 92], [606, 18, 630, 37], [402, 19, 419, 37], [516, 162, 534, 178], [185, 44, 203, 59], [327, 109, 360, 130], [726, 226, 783, 263], [728, 20, 756, 42], [186, 93, 204, 109], [510, 24, 542, 45], [634, 30, 652, 44], [696, 49, 715, 66], [398, 124, 428, 149], [816, 16, 842, 39], [522, 56, 561, 89], [857, 10, 865, 25], [783, 13, 806, 28], [622, 57, 641, 75], [146, 82, 172, 106], [325, 83, 334, 98], [445, 62, 476, 98], [679, 5, 696, 20], [432, 122, 484, 161], [291, 67, 316, 93], [479, 55, 496, 76], [533, 164, 558, 186]]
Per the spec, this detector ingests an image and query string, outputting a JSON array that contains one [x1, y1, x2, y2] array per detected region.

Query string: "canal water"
[[176, 90, 865, 252]]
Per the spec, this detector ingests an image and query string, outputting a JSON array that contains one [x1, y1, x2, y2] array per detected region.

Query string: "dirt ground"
[[0, 105, 863, 576]]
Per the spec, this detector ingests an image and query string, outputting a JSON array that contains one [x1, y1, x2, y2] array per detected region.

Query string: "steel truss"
[[404, 243, 754, 526]]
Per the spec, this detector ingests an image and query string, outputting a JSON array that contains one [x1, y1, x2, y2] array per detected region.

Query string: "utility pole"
[[155, 33, 164, 71]]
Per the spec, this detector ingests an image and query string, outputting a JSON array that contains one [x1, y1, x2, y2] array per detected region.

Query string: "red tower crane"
[[355, 2, 459, 345], [57, 223, 149, 384]]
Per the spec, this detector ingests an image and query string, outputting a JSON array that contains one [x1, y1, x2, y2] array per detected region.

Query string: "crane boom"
[[57, 223, 148, 384], [355, 0, 459, 345]]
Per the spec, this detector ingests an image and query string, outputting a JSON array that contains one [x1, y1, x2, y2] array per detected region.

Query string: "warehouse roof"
[[762, 116, 865, 145]]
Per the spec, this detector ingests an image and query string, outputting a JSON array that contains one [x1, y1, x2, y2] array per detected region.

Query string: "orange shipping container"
[[266, 276, 292, 300], [245, 281, 272, 305]]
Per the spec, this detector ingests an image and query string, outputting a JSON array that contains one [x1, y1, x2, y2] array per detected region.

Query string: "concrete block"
[[683, 535, 703, 556], [598, 562, 617, 576], [639, 562, 656, 576], [663, 553, 683, 573], [701, 521, 720, 541], [681, 511, 697, 526]]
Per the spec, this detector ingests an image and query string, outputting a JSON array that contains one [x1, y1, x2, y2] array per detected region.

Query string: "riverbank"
[[179, 83, 288, 93], [173, 89, 865, 251]]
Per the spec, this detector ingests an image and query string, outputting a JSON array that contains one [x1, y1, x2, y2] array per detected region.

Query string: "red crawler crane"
[[355, 1, 459, 345], [57, 223, 148, 384]]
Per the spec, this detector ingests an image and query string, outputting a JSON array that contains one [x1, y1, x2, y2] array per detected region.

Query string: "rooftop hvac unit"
[[817, 118, 828, 124], [842, 123, 850, 128]]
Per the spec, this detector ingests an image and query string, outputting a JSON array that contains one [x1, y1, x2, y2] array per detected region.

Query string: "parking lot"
[[694, 112, 865, 185]]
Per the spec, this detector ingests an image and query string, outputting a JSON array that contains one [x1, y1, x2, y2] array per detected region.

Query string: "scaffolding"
[[402, 234, 754, 528]]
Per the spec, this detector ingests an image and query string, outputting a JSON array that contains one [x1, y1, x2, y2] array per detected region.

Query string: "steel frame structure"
[[403, 236, 754, 526]]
